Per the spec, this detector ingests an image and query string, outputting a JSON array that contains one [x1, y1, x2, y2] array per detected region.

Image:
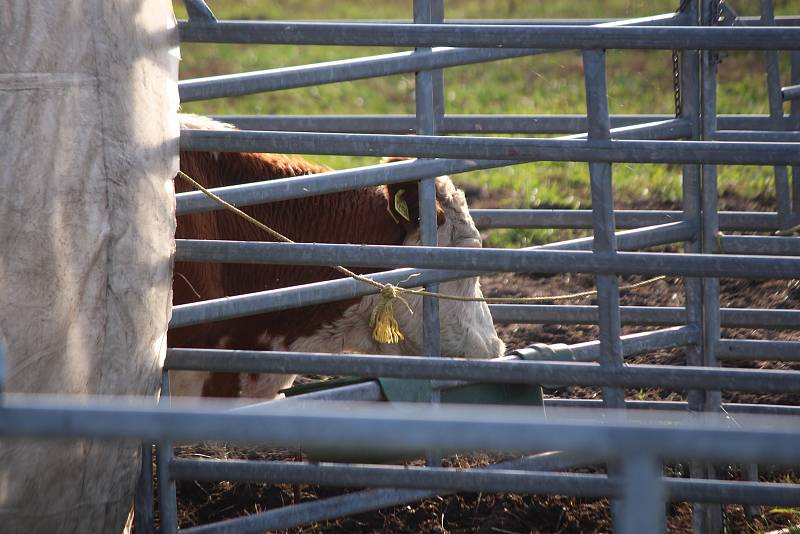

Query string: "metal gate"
[[3, 1, 800, 533]]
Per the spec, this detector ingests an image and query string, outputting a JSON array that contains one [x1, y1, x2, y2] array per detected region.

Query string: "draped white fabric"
[[0, 1, 178, 532]]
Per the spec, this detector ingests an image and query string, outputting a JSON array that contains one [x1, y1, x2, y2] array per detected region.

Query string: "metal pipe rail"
[[271, 383, 800, 416], [181, 15, 694, 105], [178, 12, 685, 103], [175, 118, 687, 216], [489, 304, 800, 330], [173, 243, 800, 276], [718, 339, 800, 362], [174, 220, 693, 262], [164, 350, 800, 394], [4, 399, 800, 463], [783, 84, 800, 101], [553, 326, 699, 362], [176, 450, 601, 534], [169, 458, 800, 507], [177, 22, 800, 50], [545, 398, 800, 416], [169, 249, 799, 328], [718, 235, 800, 255], [472, 209, 784, 231], [215, 113, 795, 134], [180, 129, 800, 166]]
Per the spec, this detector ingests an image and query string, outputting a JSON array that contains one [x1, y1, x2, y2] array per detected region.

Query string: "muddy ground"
[[167, 192, 799, 533]]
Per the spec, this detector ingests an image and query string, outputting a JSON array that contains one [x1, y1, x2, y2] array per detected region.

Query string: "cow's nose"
[[462, 329, 505, 359], [488, 334, 506, 358]]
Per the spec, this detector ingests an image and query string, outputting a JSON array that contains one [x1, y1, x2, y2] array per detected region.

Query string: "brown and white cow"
[[169, 115, 505, 398]]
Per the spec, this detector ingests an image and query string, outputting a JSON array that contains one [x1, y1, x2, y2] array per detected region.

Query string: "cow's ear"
[[384, 180, 445, 228]]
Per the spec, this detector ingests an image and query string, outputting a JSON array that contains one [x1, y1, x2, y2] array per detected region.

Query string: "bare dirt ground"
[[166, 192, 799, 533]]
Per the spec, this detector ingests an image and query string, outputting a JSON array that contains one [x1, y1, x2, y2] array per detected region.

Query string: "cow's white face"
[[287, 176, 505, 361], [382, 176, 505, 359]]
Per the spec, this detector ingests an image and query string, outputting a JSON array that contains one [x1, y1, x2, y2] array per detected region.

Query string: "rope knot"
[[370, 284, 412, 344]]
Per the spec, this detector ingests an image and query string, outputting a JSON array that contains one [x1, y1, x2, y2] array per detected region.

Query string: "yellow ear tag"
[[394, 189, 411, 222]]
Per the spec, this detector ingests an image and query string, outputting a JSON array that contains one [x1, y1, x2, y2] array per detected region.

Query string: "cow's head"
[[382, 175, 506, 359], [289, 174, 505, 361]]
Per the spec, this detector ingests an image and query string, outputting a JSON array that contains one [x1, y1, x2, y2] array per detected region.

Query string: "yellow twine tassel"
[[370, 285, 413, 344]]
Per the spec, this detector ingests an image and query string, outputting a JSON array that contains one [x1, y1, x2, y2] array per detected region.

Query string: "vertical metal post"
[[583, 49, 624, 409], [134, 443, 156, 534], [157, 370, 178, 534], [761, 0, 793, 230], [739, 0, 789, 515], [698, 2, 723, 532], [791, 51, 800, 215], [0, 337, 6, 400], [583, 47, 626, 530], [413, 0, 442, 361], [0, 337, 5, 530], [680, 0, 703, 413], [618, 453, 666, 534], [678, 3, 716, 532], [414, 0, 444, 468]]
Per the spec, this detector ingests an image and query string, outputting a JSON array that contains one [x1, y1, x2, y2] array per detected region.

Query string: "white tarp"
[[0, 1, 177, 532]]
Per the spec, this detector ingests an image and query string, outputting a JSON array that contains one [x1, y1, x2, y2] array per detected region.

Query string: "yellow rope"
[[177, 170, 667, 343]]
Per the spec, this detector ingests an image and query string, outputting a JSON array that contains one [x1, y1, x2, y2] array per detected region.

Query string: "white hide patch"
[[179, 113, 236, 131]]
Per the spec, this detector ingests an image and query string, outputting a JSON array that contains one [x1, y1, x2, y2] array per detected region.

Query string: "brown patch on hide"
[[169, 148, 429, 396], [201, 372, 241, 398]]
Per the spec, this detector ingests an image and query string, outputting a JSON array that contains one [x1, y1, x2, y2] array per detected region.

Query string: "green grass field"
[[175, 0, 798, 247]]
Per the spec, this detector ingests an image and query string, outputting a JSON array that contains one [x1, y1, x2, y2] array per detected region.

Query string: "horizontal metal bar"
[[4, 398, 800, 464], [783, 84, 800, 101], [177, 451, 599, 534], [273, 385, 800, 418], [543, 399, 800, 417], [176, 119, 687, 216], [216, 114, 791, 134], [714, 130, 800, 142], [268, 385, 800, 417], [170, 458, 615, 497], [177, 22, 800, 50], [665, 478, 800, 506], [280, 381, 384, 402], [164, 350, 800, 394], [175, 220, 692, 262], [169, 248, 799, 328], [179, 14, 685, 102], [529, 221, 694, 251], [180, 47, 536, 102], [718, 339, 800, 362], [549, 326, 700, 362], [173, 241, 800, 276], [169, 264, 480, 328], [490, 305, 800, 329], [736, 16, 800, 27], [472, 209, 781, 231], [719, 235, 800, 255], [168, 458, 800, 507], [490, 304, 685, 325], [437, 328, 693, 389], [561, 119, 690, 140], [175, 157, 485, 216], [180, 129, 800, 166], [431, 327, 697, 389]]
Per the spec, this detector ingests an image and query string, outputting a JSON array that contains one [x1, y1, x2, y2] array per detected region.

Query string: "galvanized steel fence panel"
[[1, 1, 799, 533]]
